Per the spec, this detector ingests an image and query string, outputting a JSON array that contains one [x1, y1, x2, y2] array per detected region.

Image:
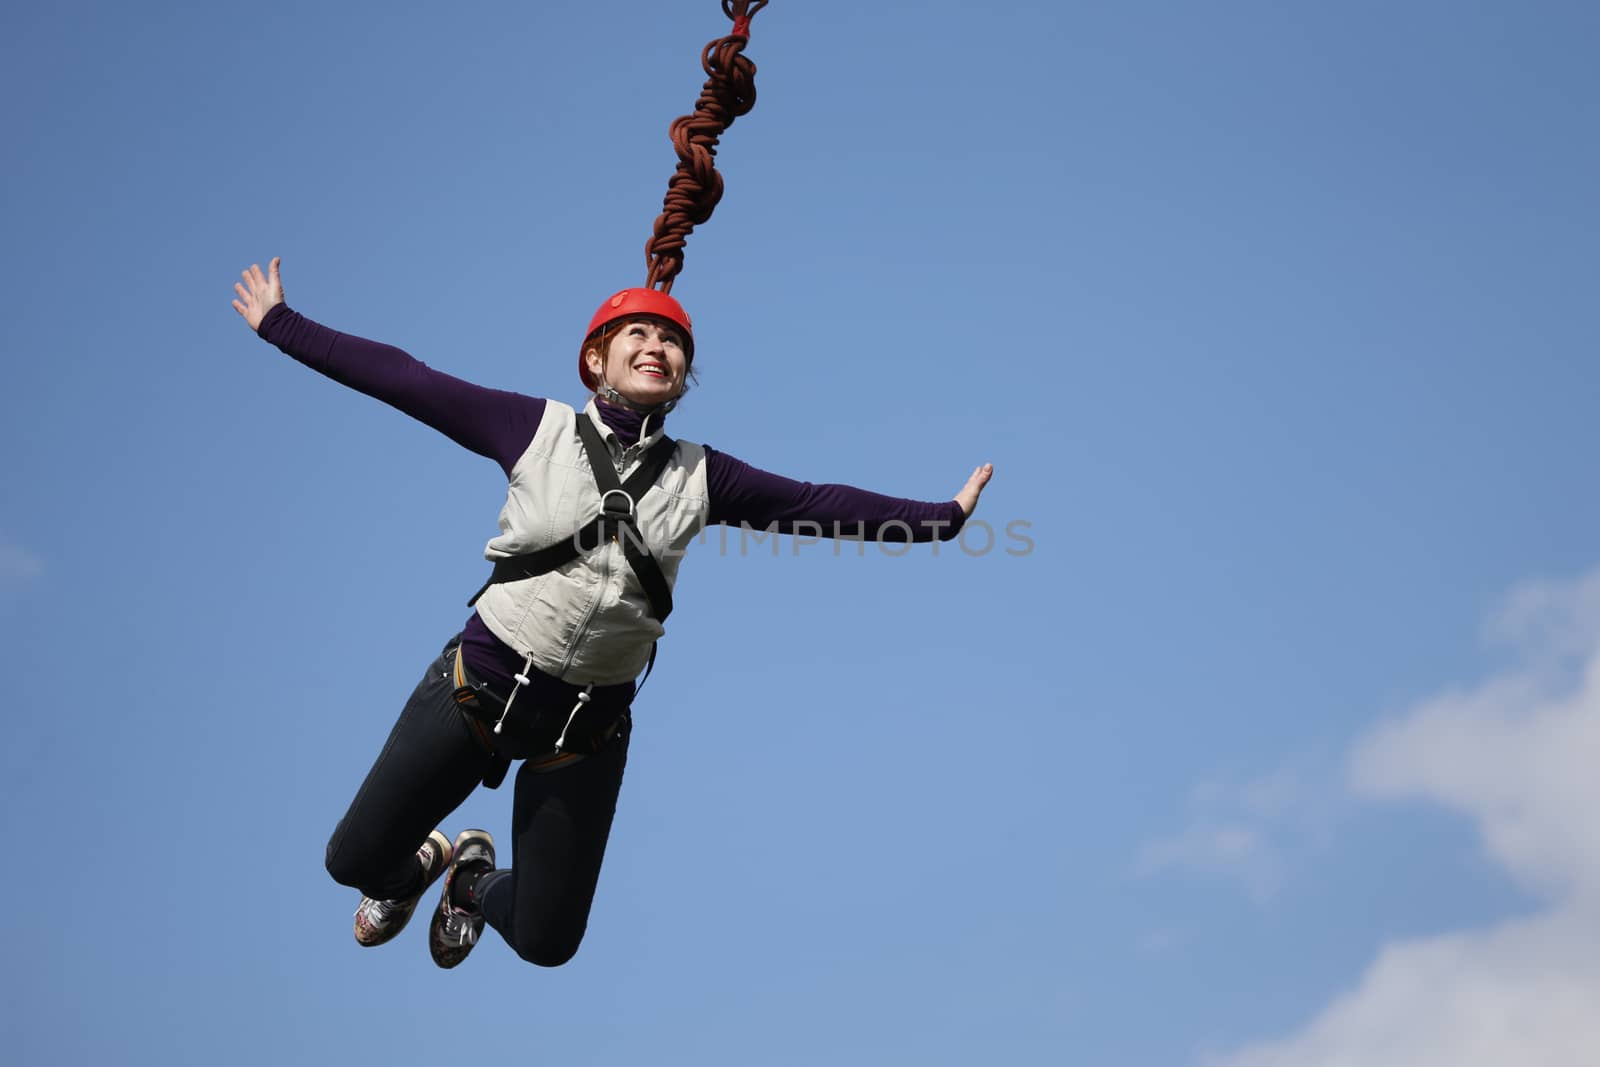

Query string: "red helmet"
[[578, 288, 695, 390]]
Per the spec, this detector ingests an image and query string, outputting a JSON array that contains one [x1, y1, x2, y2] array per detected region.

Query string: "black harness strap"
[[575, 416, 677, 623], [468, 418, 678, 624]]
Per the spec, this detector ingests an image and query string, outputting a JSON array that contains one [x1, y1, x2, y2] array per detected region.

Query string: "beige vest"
[[474, 400, 711, 685]]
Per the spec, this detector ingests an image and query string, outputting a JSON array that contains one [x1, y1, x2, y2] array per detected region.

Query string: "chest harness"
[[463, 415, 678, 753]]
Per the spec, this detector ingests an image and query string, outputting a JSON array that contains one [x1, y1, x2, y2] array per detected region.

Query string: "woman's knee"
[[324, 828, 369, 889], [510, 930, 584, 968]]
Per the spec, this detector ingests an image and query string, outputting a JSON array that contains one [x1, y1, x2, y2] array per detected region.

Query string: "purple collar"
[[594, 397, 669, 447]]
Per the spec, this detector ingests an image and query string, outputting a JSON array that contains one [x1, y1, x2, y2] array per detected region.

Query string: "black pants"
[[323, 639, 629, 967]]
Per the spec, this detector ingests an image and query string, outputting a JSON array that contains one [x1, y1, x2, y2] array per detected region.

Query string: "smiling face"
[[584, 317, 689, 406]]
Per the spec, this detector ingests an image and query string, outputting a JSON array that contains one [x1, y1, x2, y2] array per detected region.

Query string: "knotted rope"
[[643, 0, 769, 294]]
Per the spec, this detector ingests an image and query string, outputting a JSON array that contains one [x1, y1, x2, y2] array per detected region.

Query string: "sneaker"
[[429, 829, 495, 969], [353, 829, 454, 947]]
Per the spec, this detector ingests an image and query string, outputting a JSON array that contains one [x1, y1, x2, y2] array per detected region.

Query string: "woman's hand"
[[231, 256, 285, 331], [955, 463, 994, 517]]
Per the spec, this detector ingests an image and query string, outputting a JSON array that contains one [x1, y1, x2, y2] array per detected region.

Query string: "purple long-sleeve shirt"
[[257, 304, 965, 692]]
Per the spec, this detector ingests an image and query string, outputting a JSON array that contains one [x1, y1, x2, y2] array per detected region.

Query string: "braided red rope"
[[643, 0, 769, 293]]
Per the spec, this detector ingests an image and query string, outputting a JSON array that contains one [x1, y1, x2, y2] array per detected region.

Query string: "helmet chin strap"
[[595, 363, 681, 418]]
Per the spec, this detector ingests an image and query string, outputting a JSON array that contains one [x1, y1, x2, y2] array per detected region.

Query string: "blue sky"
[[3, 2, 1598, 1064]]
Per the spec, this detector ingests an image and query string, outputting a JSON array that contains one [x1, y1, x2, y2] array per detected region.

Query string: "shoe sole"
[[422, 829, 456, 881]]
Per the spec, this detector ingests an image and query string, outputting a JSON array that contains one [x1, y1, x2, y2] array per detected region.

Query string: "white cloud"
[[0, 540, 43, 582], [1137, 822, 1283, 903], [1485, 568, 1600, 663], [1137, 765, 1329, 903], [1211, 567, 1600, 1067], [1214, 908, 1600, 1067]]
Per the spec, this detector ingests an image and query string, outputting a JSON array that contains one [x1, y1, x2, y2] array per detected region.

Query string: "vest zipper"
[[556, 538, 612, 677]]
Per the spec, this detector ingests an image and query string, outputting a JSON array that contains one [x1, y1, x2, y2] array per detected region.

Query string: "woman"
[[231, 257, 994, 969]]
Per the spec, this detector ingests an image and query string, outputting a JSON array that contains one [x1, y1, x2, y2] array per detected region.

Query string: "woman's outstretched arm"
[[231, 257, 544, 475], [705, 447, 992, 542]]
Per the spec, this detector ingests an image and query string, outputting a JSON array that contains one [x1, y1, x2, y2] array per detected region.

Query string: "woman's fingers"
[[231, 259, 284, 330], [955, 463, 994, 516]]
